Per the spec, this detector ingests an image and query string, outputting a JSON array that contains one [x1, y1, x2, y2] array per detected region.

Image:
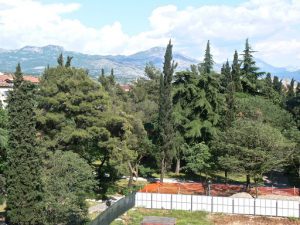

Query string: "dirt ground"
[[210, 214, 300, 225]]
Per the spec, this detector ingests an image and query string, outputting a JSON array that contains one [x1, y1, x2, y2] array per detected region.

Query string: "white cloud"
[[0, 0, 300, 67]]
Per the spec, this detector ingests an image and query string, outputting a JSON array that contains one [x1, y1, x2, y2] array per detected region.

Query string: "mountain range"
[[0, 45, 299, 83]]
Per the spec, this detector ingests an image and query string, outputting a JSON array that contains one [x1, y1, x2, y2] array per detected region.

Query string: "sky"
[[0, 0, 300, 68]]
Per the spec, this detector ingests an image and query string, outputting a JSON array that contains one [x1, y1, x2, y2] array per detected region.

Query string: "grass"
[[111, 208, 212, 225], [151, 171, 254, 184]]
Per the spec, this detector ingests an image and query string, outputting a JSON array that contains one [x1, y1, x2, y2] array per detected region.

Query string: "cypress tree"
[[6, 64, 43, 225], [273, 76, 282, 94], [57, 53, 64, 67], [231, 50, 242, 91], [158, 40, 177, 182], [287, 78, 296, 99], [201, 40, 214, 74]]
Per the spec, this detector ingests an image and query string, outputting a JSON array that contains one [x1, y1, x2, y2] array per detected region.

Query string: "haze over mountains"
[[0, 45, 299, 83]]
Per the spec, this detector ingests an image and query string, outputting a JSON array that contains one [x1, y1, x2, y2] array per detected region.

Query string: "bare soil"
[[211, 214, 300, 225]]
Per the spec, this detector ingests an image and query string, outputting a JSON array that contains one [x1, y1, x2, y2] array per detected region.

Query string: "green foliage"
[[6, 64, 43, 225], [37, 63, 111, 162], [42, 151, 95, 225], [157, 40, 177, 181], [214, 120, 295, 180], [200, 40, 214, 74], [235, 95, 294, 131], [183, 143, 211, 174], [240, 39, 263, 93]]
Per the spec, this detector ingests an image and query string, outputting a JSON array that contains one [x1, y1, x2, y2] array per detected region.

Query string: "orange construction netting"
[[139, 182, 300, 197]]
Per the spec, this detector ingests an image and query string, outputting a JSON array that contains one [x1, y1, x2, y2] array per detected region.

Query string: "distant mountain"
[[0, 45, 299, 82]]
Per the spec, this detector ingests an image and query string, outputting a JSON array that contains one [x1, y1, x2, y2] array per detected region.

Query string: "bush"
[[139, 166, 154, 178]]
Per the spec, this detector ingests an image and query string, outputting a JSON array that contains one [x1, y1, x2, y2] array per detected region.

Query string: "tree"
[[240, 39, 263, 93], [157, 40, 177, 182], [287, 78, 296, 99], [42, 151, 95, 225], [231, 50, 242, 91], [200, 40, 214, 74], [57, 53, 64, 66], [65, 56, 73, 68], [6, 64, 43, 225], [221, 59, 231, 90], [273, 76, 283, 94], [215, 120, 294, 193], [183, 143, 211, 175]]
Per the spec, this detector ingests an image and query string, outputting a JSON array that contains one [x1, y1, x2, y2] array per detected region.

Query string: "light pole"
[[208, 180, 212, 196]]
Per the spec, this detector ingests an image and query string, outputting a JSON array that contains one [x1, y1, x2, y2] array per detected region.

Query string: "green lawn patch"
[[111, 208, 212, 225]]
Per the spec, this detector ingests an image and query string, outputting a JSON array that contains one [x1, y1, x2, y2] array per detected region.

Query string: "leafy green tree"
[[157, 41, 177, 182], [200, 40, 214, 74], [236, 95, 294, 131], [42, 151, 95, 225], [183, 143, 211, 175], [215, 120, 294, 192], [6, 64, 43, 225]]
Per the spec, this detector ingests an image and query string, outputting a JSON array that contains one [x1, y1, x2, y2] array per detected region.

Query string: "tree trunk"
[[160, 158, 165, 183], [246, 174, 251, 191], [225, 170, 228, 184], [128, 173, 133, 187], [175, 158, 180, 175]]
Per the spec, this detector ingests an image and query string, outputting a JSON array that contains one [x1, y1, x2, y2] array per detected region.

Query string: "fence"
[[135, 192, 300, 218], [140, 182, 300, 196], [90, 192, 136, 225]]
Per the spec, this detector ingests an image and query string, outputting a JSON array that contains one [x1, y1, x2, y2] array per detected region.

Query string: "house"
[[119, 84, 132, 92], [0, 72, 39, 107]]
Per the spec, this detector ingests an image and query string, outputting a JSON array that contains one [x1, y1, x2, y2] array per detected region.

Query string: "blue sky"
[[40, 0, 244, 35], [1, 0, 300, 68]]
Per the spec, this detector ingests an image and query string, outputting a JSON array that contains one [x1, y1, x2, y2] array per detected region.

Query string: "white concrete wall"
[[135, 192, 300, 218], [0, 87, 12, 107]]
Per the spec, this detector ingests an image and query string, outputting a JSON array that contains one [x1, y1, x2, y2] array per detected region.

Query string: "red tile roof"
[[0, 74, 39, 85]]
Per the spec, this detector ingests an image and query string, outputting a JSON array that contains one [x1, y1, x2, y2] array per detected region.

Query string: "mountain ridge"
[[0, 45, 299, 82]]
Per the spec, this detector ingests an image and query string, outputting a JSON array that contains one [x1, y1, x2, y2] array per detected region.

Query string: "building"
[[0, 72, 39, 107]]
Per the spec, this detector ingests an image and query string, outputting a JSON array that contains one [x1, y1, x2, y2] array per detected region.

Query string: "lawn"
[[111, 208, 212, 225], [111, 208, 300, 225]]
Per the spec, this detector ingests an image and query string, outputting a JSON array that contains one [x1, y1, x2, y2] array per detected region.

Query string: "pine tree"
[[158, 40, 176, 182], [231, 50, 242, 91], [241, 39, 262, 93], [201, 40, 214, 74], [6, 64, 43, 225]]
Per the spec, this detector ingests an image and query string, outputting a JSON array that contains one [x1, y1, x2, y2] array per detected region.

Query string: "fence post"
[[299, 203, 300, 218], [211, 196, 214, 213], [171, 194, 173, 210], [276, 201, 278, 217], [191, 195, 193, 211], [151, 193, 153, 209], [232, 198, 234, 214], [254, 199, 256, 216]]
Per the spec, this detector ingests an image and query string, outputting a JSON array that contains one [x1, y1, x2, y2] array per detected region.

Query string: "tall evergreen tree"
[[287, 78, 296, 99], [273, 76, 283, 94], [240, 39, 262, 93], [221, 59, 231, 89], [200, 40, 214, 74], [158, 40, 176, 182], [6, 64, 43, 225], [57, 53, 64, 67], [231, 50, 242, 91]]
